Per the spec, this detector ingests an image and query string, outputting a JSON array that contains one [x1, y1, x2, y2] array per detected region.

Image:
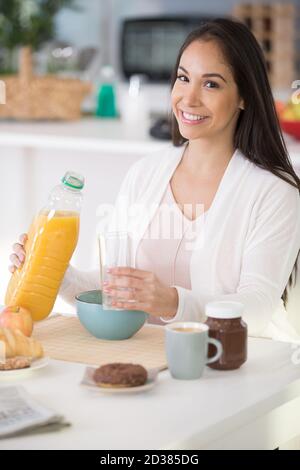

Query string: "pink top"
[[136, 183, 207, 324]]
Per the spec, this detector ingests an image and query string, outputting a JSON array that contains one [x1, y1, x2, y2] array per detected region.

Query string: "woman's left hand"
[[103, 267, 178, 319]]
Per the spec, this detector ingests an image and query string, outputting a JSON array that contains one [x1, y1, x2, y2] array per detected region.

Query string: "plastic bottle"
[[95, 65, 118, 118], [121, 74, 149, 129], [5, 171, 85, 321]]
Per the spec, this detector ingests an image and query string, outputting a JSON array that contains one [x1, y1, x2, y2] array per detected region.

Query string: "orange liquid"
[[5, 210, 80, 321]]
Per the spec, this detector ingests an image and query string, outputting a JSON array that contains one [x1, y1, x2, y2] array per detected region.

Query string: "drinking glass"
[[98, 230, 135, 310]]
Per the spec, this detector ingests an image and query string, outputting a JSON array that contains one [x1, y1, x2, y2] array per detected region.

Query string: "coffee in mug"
[[173, 327, 204, 333], [165, 322, 223, 380]]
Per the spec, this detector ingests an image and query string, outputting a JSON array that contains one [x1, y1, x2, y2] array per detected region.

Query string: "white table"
[[0, 118, 168, 155], [1, 335, 300, 450], [0, 118, 299, 163]]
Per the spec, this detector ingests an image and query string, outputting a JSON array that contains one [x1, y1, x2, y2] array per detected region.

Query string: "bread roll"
[[0, 327, 44, 359]]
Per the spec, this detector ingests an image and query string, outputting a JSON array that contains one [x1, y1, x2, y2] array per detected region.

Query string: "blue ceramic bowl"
[[75, 290, 148, 340]]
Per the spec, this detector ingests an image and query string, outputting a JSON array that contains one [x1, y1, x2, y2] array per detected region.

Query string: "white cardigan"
[[60, 144, 300, 341]]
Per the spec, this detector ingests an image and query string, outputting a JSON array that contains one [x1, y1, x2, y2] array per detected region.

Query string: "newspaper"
[[0, 386, 70, 439]]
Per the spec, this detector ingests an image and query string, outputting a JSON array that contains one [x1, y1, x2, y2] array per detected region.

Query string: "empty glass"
[[98, 230, 135, 310]]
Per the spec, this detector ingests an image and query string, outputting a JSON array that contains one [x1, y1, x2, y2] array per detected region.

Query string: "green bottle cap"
[[62, 171, 85, 190]]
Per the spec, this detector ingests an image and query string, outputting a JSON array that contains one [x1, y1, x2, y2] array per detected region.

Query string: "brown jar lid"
[[205, 301, 244, 319]]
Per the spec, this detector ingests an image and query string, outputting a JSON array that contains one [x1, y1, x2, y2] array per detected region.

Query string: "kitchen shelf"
[[232, 2, 299, 89]]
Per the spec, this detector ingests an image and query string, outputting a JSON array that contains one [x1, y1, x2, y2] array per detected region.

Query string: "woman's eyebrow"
[[178, 65, 227, 83]]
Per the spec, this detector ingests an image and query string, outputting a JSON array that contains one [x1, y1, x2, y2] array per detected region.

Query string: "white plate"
[[0, 356, 50, 378], [81, 366, 159, 394]]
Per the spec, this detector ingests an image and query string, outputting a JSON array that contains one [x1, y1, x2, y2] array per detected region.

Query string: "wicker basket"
[[0, 47, 92, 121]]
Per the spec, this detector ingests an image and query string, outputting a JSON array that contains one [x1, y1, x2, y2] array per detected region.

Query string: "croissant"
[[0, 327, 44, 359]]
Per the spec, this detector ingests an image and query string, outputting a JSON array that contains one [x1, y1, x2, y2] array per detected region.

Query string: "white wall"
[[56, 0, 103, 48], [56, 0, 300, 61], [55, 0, 300, 89]]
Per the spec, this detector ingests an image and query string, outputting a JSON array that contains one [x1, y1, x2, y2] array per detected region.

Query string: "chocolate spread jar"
[[205, 301, 247, 371]]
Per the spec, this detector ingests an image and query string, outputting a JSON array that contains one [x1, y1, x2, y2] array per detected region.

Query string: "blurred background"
[[0, 0, 300, 323]]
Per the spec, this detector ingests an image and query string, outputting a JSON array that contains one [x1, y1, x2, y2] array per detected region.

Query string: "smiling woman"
[[170, 20, 300, 310], [8, 18, 300, 341]]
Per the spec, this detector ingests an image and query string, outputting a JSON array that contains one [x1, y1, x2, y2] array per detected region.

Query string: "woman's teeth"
[[182, 111, 208, 121]]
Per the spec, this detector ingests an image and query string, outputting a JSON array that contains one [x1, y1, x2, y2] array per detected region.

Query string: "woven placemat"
[[34, 315, 168, 370]]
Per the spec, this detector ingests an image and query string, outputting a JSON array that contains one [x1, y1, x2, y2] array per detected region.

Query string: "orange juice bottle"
[[5, 171, 84, 321]]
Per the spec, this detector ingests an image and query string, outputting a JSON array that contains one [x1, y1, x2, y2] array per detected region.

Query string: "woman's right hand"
[[9, 233, 28, 273]]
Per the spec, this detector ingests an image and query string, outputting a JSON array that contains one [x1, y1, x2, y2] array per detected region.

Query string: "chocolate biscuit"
[[93, 363, 147, 388]]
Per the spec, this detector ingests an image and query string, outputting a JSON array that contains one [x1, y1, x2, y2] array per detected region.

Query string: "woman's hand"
[[8, 233, 28, 273], [103, 267, 178, 319]]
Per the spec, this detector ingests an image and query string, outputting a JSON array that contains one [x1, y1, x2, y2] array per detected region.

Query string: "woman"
[[9, 18, 300, 340]]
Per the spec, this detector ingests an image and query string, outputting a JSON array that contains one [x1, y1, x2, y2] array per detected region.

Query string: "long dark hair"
[[171, 17, 300, 307]]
